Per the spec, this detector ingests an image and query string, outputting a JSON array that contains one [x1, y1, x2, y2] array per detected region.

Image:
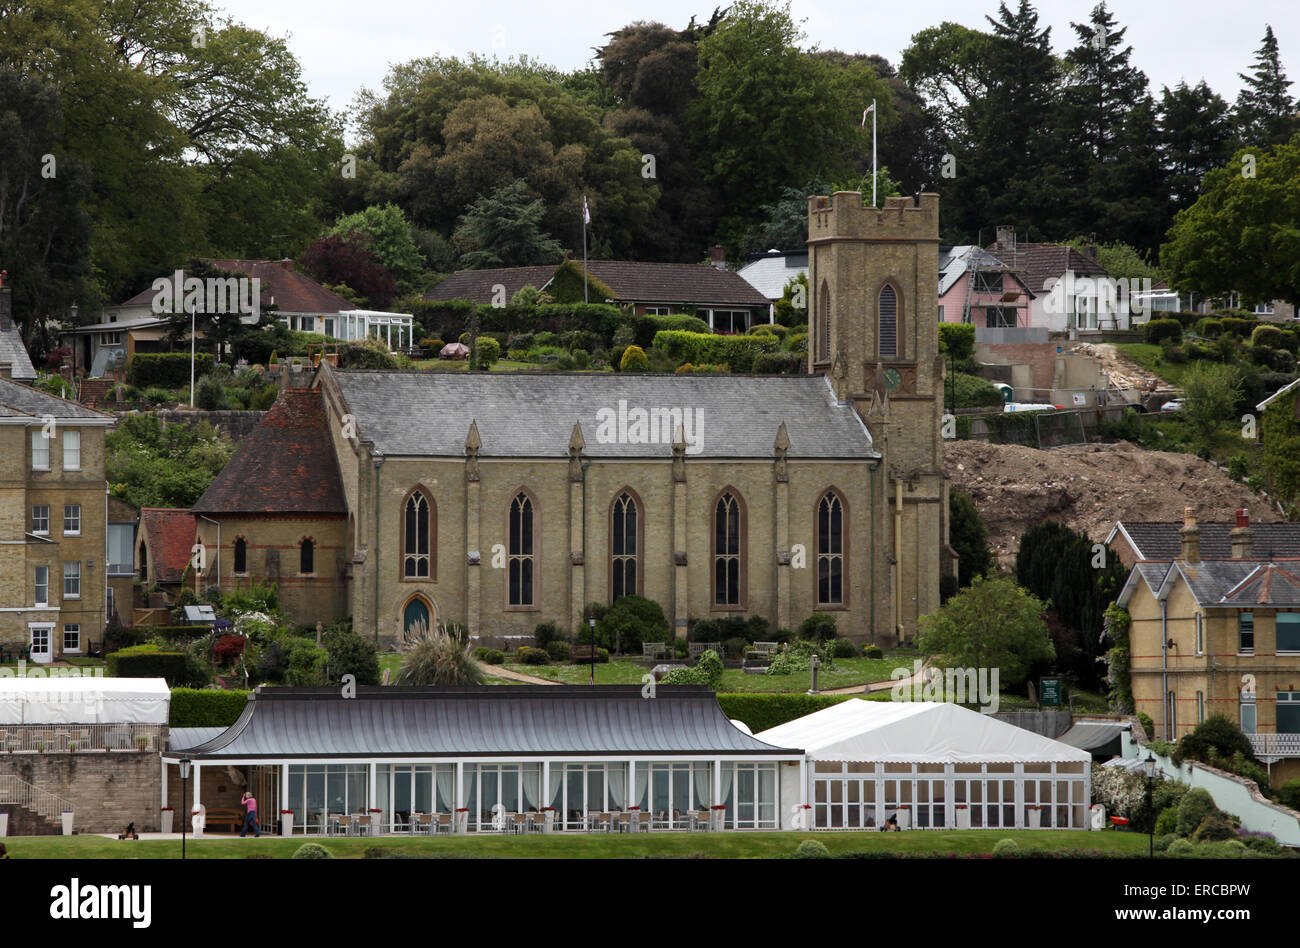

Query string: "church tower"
[[807, 191, 951, 642]]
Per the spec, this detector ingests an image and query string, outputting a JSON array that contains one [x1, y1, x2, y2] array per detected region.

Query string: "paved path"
[[483, 663, 560, 685], [822, 661, 929, 696]]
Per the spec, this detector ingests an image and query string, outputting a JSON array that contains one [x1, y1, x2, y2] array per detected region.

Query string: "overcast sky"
[[216, 0, 1298, 130]]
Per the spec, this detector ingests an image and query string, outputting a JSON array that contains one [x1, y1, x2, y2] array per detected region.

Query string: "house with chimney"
[[428, 252, 773, 334], [937, 245, 1033, 329], [1115, 508, 1300, 785], [985, 228, 1129, 332]]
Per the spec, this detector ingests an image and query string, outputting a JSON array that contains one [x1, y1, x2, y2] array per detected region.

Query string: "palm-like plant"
[[395, 619, 484, 686]]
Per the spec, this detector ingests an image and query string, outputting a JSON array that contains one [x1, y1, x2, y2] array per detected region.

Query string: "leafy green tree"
[[948, 490, 992, 589], [773, 273, 808, 328], [1162, 138, 1300, 307], [595, 595, 671, 653], [1180, 361, 1243, 445], [1064, 238, 1161, 284], [106, 415, 236, 509], [1158, 81, 1236, 214], [322, 622, 380, 686], [327, 204, 426, 294], [916, 576, 1054, 690], [1234, 25, 1298, 147], [453, 179, 564, 269]]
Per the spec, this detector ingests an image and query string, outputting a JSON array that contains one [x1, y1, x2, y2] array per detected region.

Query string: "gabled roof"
[[985, 242, 1108, 296], [756, 699, 1089, 764], [119, 260, 355, 315], [326, 366, 876, 460], [736, 251, 808, 300], [191, 389, 347, 515], [0, 326, 37, 381], [169, 685, 801, 760], [1107, 521, 1300, 560], [1219, 563, 1300, 606], [937, 245, 1034, 299], [140, 508, 195, 584], [1118, 558, 1300, 608], [0, 376, 114, 422], [427, 261, 771, 308]]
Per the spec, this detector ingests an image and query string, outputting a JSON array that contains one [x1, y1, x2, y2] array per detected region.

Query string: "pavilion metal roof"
[[170, 685, 801, 760]]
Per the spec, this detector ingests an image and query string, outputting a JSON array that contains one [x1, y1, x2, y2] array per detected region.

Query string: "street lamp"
[[178, 757, 192, 860], [1144, 751, 1156, 858]]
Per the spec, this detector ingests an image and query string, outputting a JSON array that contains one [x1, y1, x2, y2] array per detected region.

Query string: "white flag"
[[582, 195, 591, 225], [861, 103, 875, 128]]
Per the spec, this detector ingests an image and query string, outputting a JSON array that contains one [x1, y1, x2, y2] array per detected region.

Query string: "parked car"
[[1160, 398, 1185, 412]]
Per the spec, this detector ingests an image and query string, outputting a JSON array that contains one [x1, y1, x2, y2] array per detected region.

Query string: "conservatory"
[[163, 685, 799, 834], [757, 700, 1092, 831]]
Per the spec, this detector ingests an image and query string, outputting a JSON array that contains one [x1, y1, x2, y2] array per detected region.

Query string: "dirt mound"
[[945, 440, 1279, 565]]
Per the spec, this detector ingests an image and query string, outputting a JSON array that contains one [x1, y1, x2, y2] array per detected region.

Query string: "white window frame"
[[32, 505, 50, 535], [62, 430, 81, 471], [644, 306, 671, 316], [63, 562, 81, 599], [1195, 612, 1203, 656], [35, 566, 50, 606], [63, 625, 81, 653], [1240, 693, 1257, 734], [31, 430, 50, 471], [63, 504, 81, 536], [1277, 612, 1300, 655]]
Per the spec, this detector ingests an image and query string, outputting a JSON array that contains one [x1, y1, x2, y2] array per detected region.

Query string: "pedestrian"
[[239, 791, 260, 837]]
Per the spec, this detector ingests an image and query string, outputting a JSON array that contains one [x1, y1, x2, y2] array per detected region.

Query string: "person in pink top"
[[240, 791, 260, 837]]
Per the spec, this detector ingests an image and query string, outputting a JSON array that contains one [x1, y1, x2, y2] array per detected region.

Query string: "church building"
[[194, 191, 951, 645]]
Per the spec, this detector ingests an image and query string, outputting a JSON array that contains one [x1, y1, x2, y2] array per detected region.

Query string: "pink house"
[[937, 246, 1034, 328]]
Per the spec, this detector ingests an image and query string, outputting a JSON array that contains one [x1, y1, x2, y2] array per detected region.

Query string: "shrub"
[[1166, 838, 1194, 857], [515, 646, 550, 665], [570, 348, 590, 369], [596, 594, 670, 653], [322, 625, 381, 686], [281, 637, 329, 686], [715, 693, 850, 732], [620, 345, 649, 372], [793, 839, 830, 859], [1137, 712, 1154, 736], [213, 634, 246, 663], [1176, 714, 1257, 766], [195, 374, 228, 410], [1193, 811, 1238, 842], [544, 641, 570, 662], [533, 621, 560, 650], [722, 636, 750, 659], [1241, 833, 1284, 855], [1154, 806, 1179, 837], [1160, 341, 1186, 363], [831, 638, 858, 658], [1196, 317, 1223, 338], [661, 649, 723, 689], [798, 612, 838, 643], [1175, 788, 1217, 838], [1252, 324, 1291, 351], [472, 336, 500, 369], [690, 618, 724, 643], [169, 688, 249, 727], [1153, 833, 1176, 853], [292, 843, 334, 859], [128, 352, 215, 388], [785, 332, 808, 355], [1220, 316, 1256, 338], [1144, 318, 1183, 345], [106, 645, 188, 684], [340, 336, 399, 370], [992, 838, 1019, 857], [1278, 779, 1300, 811], [652, 330, 778, 372], [864, 645, 884, 659], [752, 351, 803, 374], [952, 372, 1004, 408], [766, 640, 834, 676], [396, 620, 485, 685]]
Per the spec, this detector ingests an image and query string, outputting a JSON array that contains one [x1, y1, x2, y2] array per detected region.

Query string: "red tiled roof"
[[191, 389, 347, 515], [120, 260, 354, 314], [140, 508, 196, 584], [426, 261, 770, 308], [985, 243, 1109, 296]]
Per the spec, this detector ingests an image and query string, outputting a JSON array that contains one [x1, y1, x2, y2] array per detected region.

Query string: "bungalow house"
[[937, 245, 1033, 329], [985, 229, 1125, 332], [428, 256, 773, 334], [61, 259, 416, 374], [1115, 508, 1300, 785]]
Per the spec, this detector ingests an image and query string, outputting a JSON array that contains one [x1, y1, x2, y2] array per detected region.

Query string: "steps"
[[1, 803, 62, 836]]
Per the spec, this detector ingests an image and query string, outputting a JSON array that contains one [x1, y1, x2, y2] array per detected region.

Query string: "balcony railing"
[[1247, 733, 1300, 760], [0, 723, 166, 754]]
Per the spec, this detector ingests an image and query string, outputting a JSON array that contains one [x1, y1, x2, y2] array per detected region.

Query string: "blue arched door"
[[402, 597, 431, 637]]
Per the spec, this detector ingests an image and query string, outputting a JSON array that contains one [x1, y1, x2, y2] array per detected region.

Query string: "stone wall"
[[124, 410, 265, 444], [6, 751, 163, 834]]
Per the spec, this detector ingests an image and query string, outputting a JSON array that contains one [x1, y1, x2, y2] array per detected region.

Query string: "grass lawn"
[[2, 829, 1155, 859], [1115, 342, 1189, 387]]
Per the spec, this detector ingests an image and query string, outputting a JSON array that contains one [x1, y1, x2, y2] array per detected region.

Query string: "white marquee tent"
[[758, 700, 1091, 831], [0, 676, 171, 725]]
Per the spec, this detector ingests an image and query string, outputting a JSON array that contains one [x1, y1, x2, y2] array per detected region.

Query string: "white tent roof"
[[756, 699, 1091, 764], [0, 676, 171, 725]]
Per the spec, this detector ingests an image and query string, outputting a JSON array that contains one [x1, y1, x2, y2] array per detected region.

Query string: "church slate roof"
[[174, 685, 802, 760], [191, 388, 347, 515], [1111, 521, 1300, 560], [326, 368, 877, 460]]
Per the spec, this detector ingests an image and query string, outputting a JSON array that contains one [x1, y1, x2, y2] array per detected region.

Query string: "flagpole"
[[872, 98, 877, 209], [582, 196, 589, 305]]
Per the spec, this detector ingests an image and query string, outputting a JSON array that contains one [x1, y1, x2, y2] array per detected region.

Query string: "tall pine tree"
[[1235, 25, 1298, 147], [1158, 81, 1235, 215]]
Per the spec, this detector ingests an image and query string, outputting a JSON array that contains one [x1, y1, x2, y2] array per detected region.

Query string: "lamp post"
[[588, 617, 596, 686], [178, 757, 192, 860], [188, 297, 197, 408], [1144, 751, 1155, 858]]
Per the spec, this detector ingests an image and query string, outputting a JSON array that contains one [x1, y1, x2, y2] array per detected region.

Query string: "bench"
[[201, 808, 247, 833], [688, 642, 720, 661], [746, 641, 779, 660], [571, 645, 600, 663], [642, 642, 668, 660]]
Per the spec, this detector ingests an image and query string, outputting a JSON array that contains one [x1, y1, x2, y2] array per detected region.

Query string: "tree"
[[1234, 25, 1297, 148], [106, 415, 236, 509], [916, 576, 1054, 690], [297, 232, 398, 309], [453, 180, 565, 269], [1161, 138, 1300, 306], [948, 490, 992, 589], [1064, 238, 1161, 284], [1181, 362, 1243, 445], [326, 204, 426, 295], [1158, 81, 1235, 214], [321, 621, 380, 686]]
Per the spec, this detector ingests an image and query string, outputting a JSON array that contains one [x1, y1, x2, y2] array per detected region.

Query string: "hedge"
[[1143, 319, 1183, 345], [169, 687, 250, 727], [402, 300, 624, 346], [652, 330, 778, 372], [127, 352, 215, 388], [952, 372, 1004, 408], [106, 646, 188, 684], [715, 693, 854, 733]]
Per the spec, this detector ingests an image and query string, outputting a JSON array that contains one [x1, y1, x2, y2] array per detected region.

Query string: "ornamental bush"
[[620, 345, 649, 372], [533, 621, 560, 650], [515, 646, 550, 665], [472, 336, 500, 369], [864, 645, 884, 659], [1154, 806, 1179, 837], [798, 612, 838, 643], [292, 843, 335, 859], [596, 594, 670, 653], [1175, 788, 1217, 838], [992, 838, 1019, 857], [1144, 318, 1183, 345], [322, 624, 381, 686], [793, 839, 830, 859], [660, 649, 723, 689], [1166, 838, 1194, 857], [544, 641, 570, 662]]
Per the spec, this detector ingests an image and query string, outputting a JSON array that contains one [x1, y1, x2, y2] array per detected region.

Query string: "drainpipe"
[[373, 454, 386, 646], [894, 478, 904, 644], [868, 459, 879, 645], [197, 515, 221, 592], [1161, 598, 1169, 741], [580, 458, 592, 636]]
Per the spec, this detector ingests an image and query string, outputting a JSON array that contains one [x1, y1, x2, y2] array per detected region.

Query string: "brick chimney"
[[0, 270, 12, 333], [1180, 507, 1200, 563], [1230, 508, 1254, 559], [709, 245, 726, 270], [995, 225, 1015, 253]]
